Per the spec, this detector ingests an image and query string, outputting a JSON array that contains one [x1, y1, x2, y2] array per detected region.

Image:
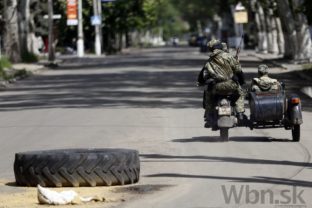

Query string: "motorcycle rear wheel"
[[220, 128, 229, 142], [292, 125, 300, 142]]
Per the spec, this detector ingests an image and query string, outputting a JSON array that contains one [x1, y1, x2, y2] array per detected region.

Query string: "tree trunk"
[[265, 9, 273, 53], [266, 8, 279, 54], [117, 32, 123, 51], [48, 0, 55, 62], [28, 11, 41, 55], [18, 0, 30, 57], [275, 17, 285, 55], [291, 0, 312, 62], [256, 2, 268, 53], [3, 0, 21, 62], [276, 0, 297, 59], [125, 30, 131, 48]]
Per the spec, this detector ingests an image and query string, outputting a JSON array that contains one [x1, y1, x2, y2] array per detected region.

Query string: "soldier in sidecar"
[[250, 64, 280, 92], [248, 65, 303, 141]]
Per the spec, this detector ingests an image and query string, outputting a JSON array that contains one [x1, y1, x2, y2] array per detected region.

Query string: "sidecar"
[[248, 83, 303, 141]]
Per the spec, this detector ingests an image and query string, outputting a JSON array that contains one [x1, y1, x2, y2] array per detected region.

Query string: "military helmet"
[[207, 39, 222, 51], [207, 39, 220, 48], [258, 64, 269, 76]]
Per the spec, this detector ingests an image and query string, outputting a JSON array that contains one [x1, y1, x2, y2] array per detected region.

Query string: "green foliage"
[[0, 57, 12, 80], [21, 52, 39, 63], [302, 63, 312, 70], [52, 0, 188, 50], [0, 69, 7, 80], [0, 57, 12, 70], [140, 0, 188, 39], [0, 57, 30, 80], [170, 0, 219, 32], [13, 69, 29, 78], [30, 0, 49, 36]]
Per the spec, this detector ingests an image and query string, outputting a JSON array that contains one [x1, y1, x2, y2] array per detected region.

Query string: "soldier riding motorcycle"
[[197, 40, 246, 138]]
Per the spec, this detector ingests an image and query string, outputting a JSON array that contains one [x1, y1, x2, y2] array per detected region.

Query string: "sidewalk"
[[248, 50, 304, 71], [245, 50, 312, 82], [0, 62, 46, 89], [12, 63, 45, 74]]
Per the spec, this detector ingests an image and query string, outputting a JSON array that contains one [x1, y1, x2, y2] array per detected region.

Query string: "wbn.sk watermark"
[[221, 185, 306, 207]]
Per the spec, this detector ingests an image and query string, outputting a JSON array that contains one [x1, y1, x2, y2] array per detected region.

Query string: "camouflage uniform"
[[222, 42, 229, 53], [251, 65, 280, 92], [202, 40, 245, 114]]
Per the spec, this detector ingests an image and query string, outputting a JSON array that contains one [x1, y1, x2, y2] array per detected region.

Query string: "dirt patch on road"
[[0, 180, 169, 208]]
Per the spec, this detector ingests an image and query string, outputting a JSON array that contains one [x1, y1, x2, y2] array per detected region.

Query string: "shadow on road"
[[141, 153, 312, 187], [0, 70, 203, 110], [172, 136, 291, 143], [145, 173, 312, 188], [140, 154, 311, 168], [59, 57, 275, 70], [0, 49, 310, 111]]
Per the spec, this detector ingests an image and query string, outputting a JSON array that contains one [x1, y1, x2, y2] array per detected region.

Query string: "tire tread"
[[14, 149, 140, 187]]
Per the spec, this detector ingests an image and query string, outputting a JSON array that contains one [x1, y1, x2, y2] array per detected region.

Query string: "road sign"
[[44, 14, 62, 19], [102, 0, 116, 2], [234, 2, 248, 24], [234, 11, 248, 23], [67, 0, 78, 26], [91, 15, 101, 26], [67, 19, 78, 25]]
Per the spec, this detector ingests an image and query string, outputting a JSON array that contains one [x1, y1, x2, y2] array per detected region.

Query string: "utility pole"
[[48, 0, 55, 62], [77, 0, 84, 57], [93, 0, 101, 55], [98, 0, 103, 53]]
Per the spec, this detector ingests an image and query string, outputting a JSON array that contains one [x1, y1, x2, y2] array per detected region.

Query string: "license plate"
[[218, 107, 231, 116]]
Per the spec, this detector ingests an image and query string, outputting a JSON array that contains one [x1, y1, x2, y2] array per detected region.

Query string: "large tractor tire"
[[14, 149, 140, 187]]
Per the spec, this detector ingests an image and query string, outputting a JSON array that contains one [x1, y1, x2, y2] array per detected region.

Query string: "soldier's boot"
[[236, 112, 245, 120], [237, 112, 248, 126], [204, 112, 215, 128], [235, 85, 246, 123], [204, 109, 210, 121]]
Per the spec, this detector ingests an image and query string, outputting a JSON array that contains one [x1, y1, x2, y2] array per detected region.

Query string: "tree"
[[3, 0, 21, 62], [18, 0, 31, 57], [246, 0, 311, 61], [291, 0, 312, 61], [276, 0, 311, 61]]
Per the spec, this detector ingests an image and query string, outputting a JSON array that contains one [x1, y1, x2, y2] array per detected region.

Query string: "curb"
[[249, 52, 312, 83], [0, 64, 46, 90]]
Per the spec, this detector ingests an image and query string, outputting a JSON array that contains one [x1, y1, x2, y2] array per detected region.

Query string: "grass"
[[0, 57, 29, 81], [302, 63, 312, 70], [0, 57, 12, 80], [21, 52, 38, 63], [0, 57, 12, 70]]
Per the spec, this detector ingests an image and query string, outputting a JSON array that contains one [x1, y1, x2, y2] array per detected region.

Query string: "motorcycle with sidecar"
[[202, 82, 303, 142]]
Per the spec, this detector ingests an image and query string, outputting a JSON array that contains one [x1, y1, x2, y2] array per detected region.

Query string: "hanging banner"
[[67, 0, 78, 25]]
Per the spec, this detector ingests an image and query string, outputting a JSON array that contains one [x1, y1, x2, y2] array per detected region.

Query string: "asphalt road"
[[0, 47, 311, 208]]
